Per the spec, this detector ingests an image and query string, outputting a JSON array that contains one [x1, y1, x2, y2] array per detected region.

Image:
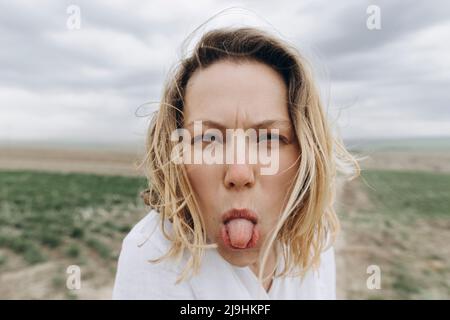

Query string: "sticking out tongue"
[[225, 218, 255, 248]]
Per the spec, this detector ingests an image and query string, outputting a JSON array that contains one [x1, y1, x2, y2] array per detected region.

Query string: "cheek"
[[278, 147, 300, 175], [185, 163, 222, 224], [260, 148, 300, 211], [185, 164, 222, 195]]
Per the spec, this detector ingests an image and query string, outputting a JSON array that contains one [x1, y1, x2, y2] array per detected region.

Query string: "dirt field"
[[0, 146, 145, 177], [336, 149, 450, 299], [357, 150, 450, 173], [0, 145, 449, 299]]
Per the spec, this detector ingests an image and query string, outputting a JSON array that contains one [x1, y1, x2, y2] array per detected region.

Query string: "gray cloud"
[[0, 0, 449, 146], [309, 0, 450, 58]]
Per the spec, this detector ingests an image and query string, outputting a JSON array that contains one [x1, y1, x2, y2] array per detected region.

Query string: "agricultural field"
[[336, 168, 450, 299], [0, 169, 147, 299], [0, 143, 449, 299]]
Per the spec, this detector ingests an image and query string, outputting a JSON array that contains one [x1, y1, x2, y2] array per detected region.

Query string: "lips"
[[220, 208, 260, 250]]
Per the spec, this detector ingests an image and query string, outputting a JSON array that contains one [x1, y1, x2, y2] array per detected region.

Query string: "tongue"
[[225, 218, 254, 248]]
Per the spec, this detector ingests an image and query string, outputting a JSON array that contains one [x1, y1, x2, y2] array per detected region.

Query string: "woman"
[[112, 26, 359, 299]]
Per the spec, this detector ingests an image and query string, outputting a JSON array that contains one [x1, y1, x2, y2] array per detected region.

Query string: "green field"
[[362, 169, 450, 218], [339, 169, 450, 299], [0, 170, 147, 268], [0, 168, 449, 299]]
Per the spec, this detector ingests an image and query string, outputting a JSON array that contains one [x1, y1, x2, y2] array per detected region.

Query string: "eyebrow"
[[184, 119, 293, 130]]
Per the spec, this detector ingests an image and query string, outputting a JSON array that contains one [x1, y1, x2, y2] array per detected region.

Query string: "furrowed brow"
[[184, 119, 292, 130]]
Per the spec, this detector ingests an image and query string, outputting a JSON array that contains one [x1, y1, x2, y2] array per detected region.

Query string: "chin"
[[217, 246, 259, 267]]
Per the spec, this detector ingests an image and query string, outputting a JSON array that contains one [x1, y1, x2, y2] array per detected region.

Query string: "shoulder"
[[121, 209, 170, 259], [276, 244, 336, 299], [284, 245, 336, 299], [317, 245, 336, 299], [112, 209, 195, 299]]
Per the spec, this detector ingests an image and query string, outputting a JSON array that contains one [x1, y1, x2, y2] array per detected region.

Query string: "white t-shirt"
[[112, 209, 336, 299]]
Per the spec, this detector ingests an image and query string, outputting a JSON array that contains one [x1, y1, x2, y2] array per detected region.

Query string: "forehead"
[[183, 60, 289, 125]]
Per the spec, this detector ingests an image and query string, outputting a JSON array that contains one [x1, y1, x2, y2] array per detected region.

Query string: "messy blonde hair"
[[140, 26, 360, 286]]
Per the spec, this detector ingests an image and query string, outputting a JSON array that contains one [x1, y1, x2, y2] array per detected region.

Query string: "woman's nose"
[[223, 164, 255, 190]]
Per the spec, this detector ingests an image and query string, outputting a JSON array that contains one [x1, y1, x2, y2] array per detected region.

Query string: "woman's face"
[[183, 59, 300, 267]]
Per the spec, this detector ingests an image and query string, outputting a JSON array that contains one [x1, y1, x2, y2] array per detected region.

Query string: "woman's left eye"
[[258, 133, 284, 143]]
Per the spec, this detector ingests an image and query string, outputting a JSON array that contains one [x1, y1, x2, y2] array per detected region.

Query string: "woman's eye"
[[191, 134, 221, 145], [258, 133, 282, 143], [257, 133, 290, 145]]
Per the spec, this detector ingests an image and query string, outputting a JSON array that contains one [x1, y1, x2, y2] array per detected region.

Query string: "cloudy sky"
[[1, 0, 449, 147]]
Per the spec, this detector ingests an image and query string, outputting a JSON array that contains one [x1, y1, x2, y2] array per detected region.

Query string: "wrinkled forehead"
[[183, 60, 290, 128]]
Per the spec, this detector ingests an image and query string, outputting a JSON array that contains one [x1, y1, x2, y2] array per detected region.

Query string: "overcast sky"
[[1, 0, 449, 147]]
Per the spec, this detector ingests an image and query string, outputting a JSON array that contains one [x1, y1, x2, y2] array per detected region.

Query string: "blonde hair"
[[139, 26, 360, 286]]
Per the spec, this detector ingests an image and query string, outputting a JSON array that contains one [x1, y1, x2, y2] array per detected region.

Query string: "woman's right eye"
[[191, 133, 221, 145]]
